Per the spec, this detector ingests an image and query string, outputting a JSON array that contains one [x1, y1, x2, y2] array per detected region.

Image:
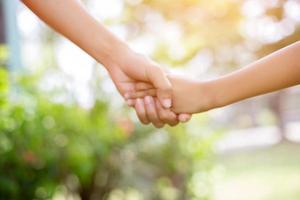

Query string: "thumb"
[[146, 65, 173, 108], [178, 114, 192, 123]]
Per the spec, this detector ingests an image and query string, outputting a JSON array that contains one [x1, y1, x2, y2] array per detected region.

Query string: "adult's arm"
[[21, 0, 173, 109], [21, 0, 193, 127]]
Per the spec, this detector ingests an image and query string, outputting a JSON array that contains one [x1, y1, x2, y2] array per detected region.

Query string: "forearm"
[[22, 0, 130, 68], [209, 41, 300, 108]]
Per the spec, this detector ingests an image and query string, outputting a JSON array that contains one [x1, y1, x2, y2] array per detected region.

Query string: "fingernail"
[[182, 117, 188, 122], [136, 98, 143, 107], [179, 116, 186, 122], [124, 93, 130, 99], [179, 115, 188, 122], [126, 99, 134, 106], [136, 98, 142, 103], [162, 99, 172, 108], [145, 96, 152, 105]]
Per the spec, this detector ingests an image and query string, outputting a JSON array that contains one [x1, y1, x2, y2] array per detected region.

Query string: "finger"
[[146, 65, 172, 109], [108, 65, 136, 96], [144, 96, 165, 128], [125, 89, 156, 99], [178, 113, 192, 123], [155, 99, 179, 127], [134, 98, 150, 125], [135, 82, 154, 90], [126, 99, 136, 107]]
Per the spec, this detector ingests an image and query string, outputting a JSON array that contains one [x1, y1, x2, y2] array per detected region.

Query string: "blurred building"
[[0, 2, 5, 44], [0, 0, 22, 69]]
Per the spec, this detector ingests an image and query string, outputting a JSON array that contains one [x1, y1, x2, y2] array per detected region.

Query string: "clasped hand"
[[106, 51, 194, 128]]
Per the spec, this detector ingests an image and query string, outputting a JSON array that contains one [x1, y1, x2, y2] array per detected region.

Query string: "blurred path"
[[216, 122, 300, 154]]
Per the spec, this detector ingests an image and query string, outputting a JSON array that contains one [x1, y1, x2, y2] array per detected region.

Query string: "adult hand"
[[106, 54, 172, 127], [106, 52, 191, 128], [128, 96, 191, 128], [21, 0, 190, 127], [113, 51, 173, 108], [123, 81, 192, 127]]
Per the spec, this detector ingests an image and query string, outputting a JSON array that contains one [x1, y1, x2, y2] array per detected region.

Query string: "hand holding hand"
[[108, 51, 173, 108], [125, 74, 215, 115], [21, 0, 191, 127], [106, 51, 192, 127]]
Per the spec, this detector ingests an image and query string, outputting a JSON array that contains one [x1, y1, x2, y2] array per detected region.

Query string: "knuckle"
[[154, 123, 164, 128], [138, 115, 149, 125], [145, 62, 158, 73], [142, 120, 150, 125], [159, 86, 172, 94], [138, 117, 146, 124], [149, 89, 157, 96], [169, 123, 176, 127], [159, 112, 169, 121]]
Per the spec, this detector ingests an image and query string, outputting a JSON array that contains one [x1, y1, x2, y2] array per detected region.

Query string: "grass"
[[213, 142, 300, 200]]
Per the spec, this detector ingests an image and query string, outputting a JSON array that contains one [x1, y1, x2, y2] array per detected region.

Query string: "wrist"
[[195, 79, 227, 112], [92, 31, 132, 70], [192, 80, 218, 112], [204, 77, 235, 109]]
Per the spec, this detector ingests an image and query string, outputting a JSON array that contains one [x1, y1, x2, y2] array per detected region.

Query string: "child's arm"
[[126, 41, 300, 114], [210, 41, 300, 109]]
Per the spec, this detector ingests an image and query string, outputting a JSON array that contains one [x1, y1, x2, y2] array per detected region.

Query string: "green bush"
[[0, 67, 216, 200]]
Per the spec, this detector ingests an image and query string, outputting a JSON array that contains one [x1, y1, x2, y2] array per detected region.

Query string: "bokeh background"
[[0, 0, 300, 199]]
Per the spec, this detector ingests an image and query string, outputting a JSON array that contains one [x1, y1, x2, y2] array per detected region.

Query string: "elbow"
[[292, 40, 300, 62], [294, 41, 300, 53], [288, 41, 300, 84], [295, 40, 300, 50], [296, 41, 300, 83], [296, 40, 300, 59]]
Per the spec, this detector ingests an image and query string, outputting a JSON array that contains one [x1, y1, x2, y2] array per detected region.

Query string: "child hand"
[[107, 53, 192, 127], [125, 75, 215, 114], [132, 96, 190, 128]]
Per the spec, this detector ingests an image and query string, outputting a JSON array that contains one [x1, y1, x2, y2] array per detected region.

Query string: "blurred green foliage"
[[1, 0, 299, 199], [0, 64, 215, 200], [215, 143, 300, 200]]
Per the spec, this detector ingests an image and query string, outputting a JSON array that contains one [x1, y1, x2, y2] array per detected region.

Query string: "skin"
[[21, 0, 191, 128], [126, 41, 300, 114]]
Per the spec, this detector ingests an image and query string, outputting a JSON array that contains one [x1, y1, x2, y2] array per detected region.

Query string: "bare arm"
[[211, 41, 300, 108], [21, 0, 189, 126], [125, 41, 300, 115], [21, 0, 127, 67]]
